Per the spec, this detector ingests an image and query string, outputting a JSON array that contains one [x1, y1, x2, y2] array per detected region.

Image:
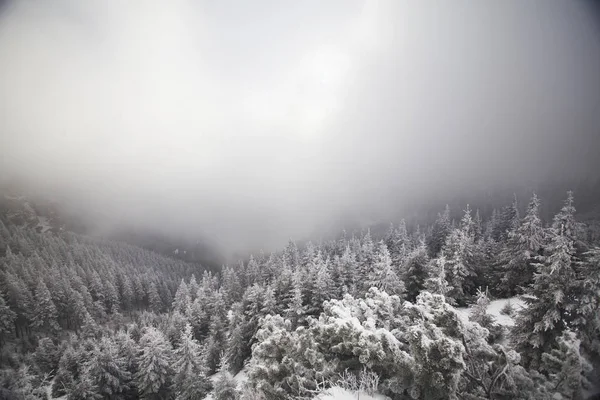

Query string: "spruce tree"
[[136, 327, 174, 399], [147, 282, 163, 313], [427, 205, 451, 257], [85, 336, 132, 399], [32, 278, 59, 333], [368, 241, 404, 296], [425, 255, 452, 301], [172, 279, 191, 314], [403, 242, 430, 302], [0, 290, 16, 344], [540, 330, 591, 400], [513, 192, 581, 369], [173, 324, 212, 400], [500, 193, 546, 295]]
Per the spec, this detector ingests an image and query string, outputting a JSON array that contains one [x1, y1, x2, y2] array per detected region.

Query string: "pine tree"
[[188, 274, 200, 302], [173, 324, 212, 400], [307, 252, 334, 316], [225, 307, 247, 374], [425, 255, 452, 300], [368, 241, 404, 296], [284, 269, 306, 329], [32, 278, 59, 333], [246, 255, 260, 287], [473, 209, 483, 242], [34, 337, 61, 376], [52, 345, 83, 397], [173, 279, 191, 314], [85, 336, 132, 399], [205, 297, 228, 374], [221, 266, 241, 307], [494, 195, 520, 243], [441, 226, 475, 305], [404, 241, 430, 302], [0, 290, 16, 344], [147, 282, 163, 313], [136, 327, 174, 399], [283, 239, 300, 271], [427, 205, 451, 257], [358, 230, 376, 290], [540, 330, 591, 400], [575, 247, 600, 364], [513, 192, 581, 369], [469, 287, 496, 331], [338, 245, 358, 295], [385, 221, 409, 272], [500, 193, 546, 295]]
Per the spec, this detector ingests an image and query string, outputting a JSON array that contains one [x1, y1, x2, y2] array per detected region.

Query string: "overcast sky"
[[1, 0, 599, 256]]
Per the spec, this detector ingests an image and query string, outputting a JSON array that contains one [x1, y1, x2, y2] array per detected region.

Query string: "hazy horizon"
[[1, 0, 600, 256]]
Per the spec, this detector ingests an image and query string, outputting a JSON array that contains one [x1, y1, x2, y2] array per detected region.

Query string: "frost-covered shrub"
[[246, 315, 335, 400]]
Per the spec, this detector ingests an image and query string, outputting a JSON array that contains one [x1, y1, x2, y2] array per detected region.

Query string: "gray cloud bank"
[[1, 0, 599, 256]]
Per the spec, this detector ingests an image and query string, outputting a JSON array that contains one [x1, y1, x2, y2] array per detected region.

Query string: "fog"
[[1, 0, 600, 257]]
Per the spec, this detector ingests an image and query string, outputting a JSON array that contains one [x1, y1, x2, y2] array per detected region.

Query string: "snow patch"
[[317, 386, 389, 400], [456, 297, 525, 326]]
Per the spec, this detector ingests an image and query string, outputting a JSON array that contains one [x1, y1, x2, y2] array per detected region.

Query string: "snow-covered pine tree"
[[568, 246, 600, 387], [202, 291, 228, 374], [427, 204, 451, 257], [425, 254, 453, 301], [494, 195, 520, 243], [338, 244, 358, 296], [404, 241, 430, 302], [513, 191, 582, 369], [221, 265, 242, 307], [284, 269, 306, 329], [500, 193, 546, 295], [283, 239, 300, 271], [172, 279, 191, 314], [136, 327, 174, 399], [368, 241, 404, 296], [85, 336, 132, 399], [306, 251, 334, 316], [173, 323, 212, 400], [32, 278, 59, 333], [385, 221, 409, 273], [440, 207, 476, 305], [188, 274, 200, 302], [0, 289, 16, 344], [147, 282, 163, 313], [540, 330, 592, 400]]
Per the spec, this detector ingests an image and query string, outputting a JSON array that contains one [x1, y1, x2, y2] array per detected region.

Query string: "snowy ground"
[[456, 297, 525, 326], [317, 386, 390, 400]]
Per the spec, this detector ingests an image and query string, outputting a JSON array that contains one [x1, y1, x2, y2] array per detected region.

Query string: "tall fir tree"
[[32, 278, 59, 333], [173, 324, 212, 400], [136, 327, 174, 399], [427, 204, 451, 257], [172, 279, 191, 314], [368, 241, 404, 296], [85, 336, 132, 399], [500, 193, 546, 295], [404, 241, 430, 302], [513, 192, 582, 369]]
